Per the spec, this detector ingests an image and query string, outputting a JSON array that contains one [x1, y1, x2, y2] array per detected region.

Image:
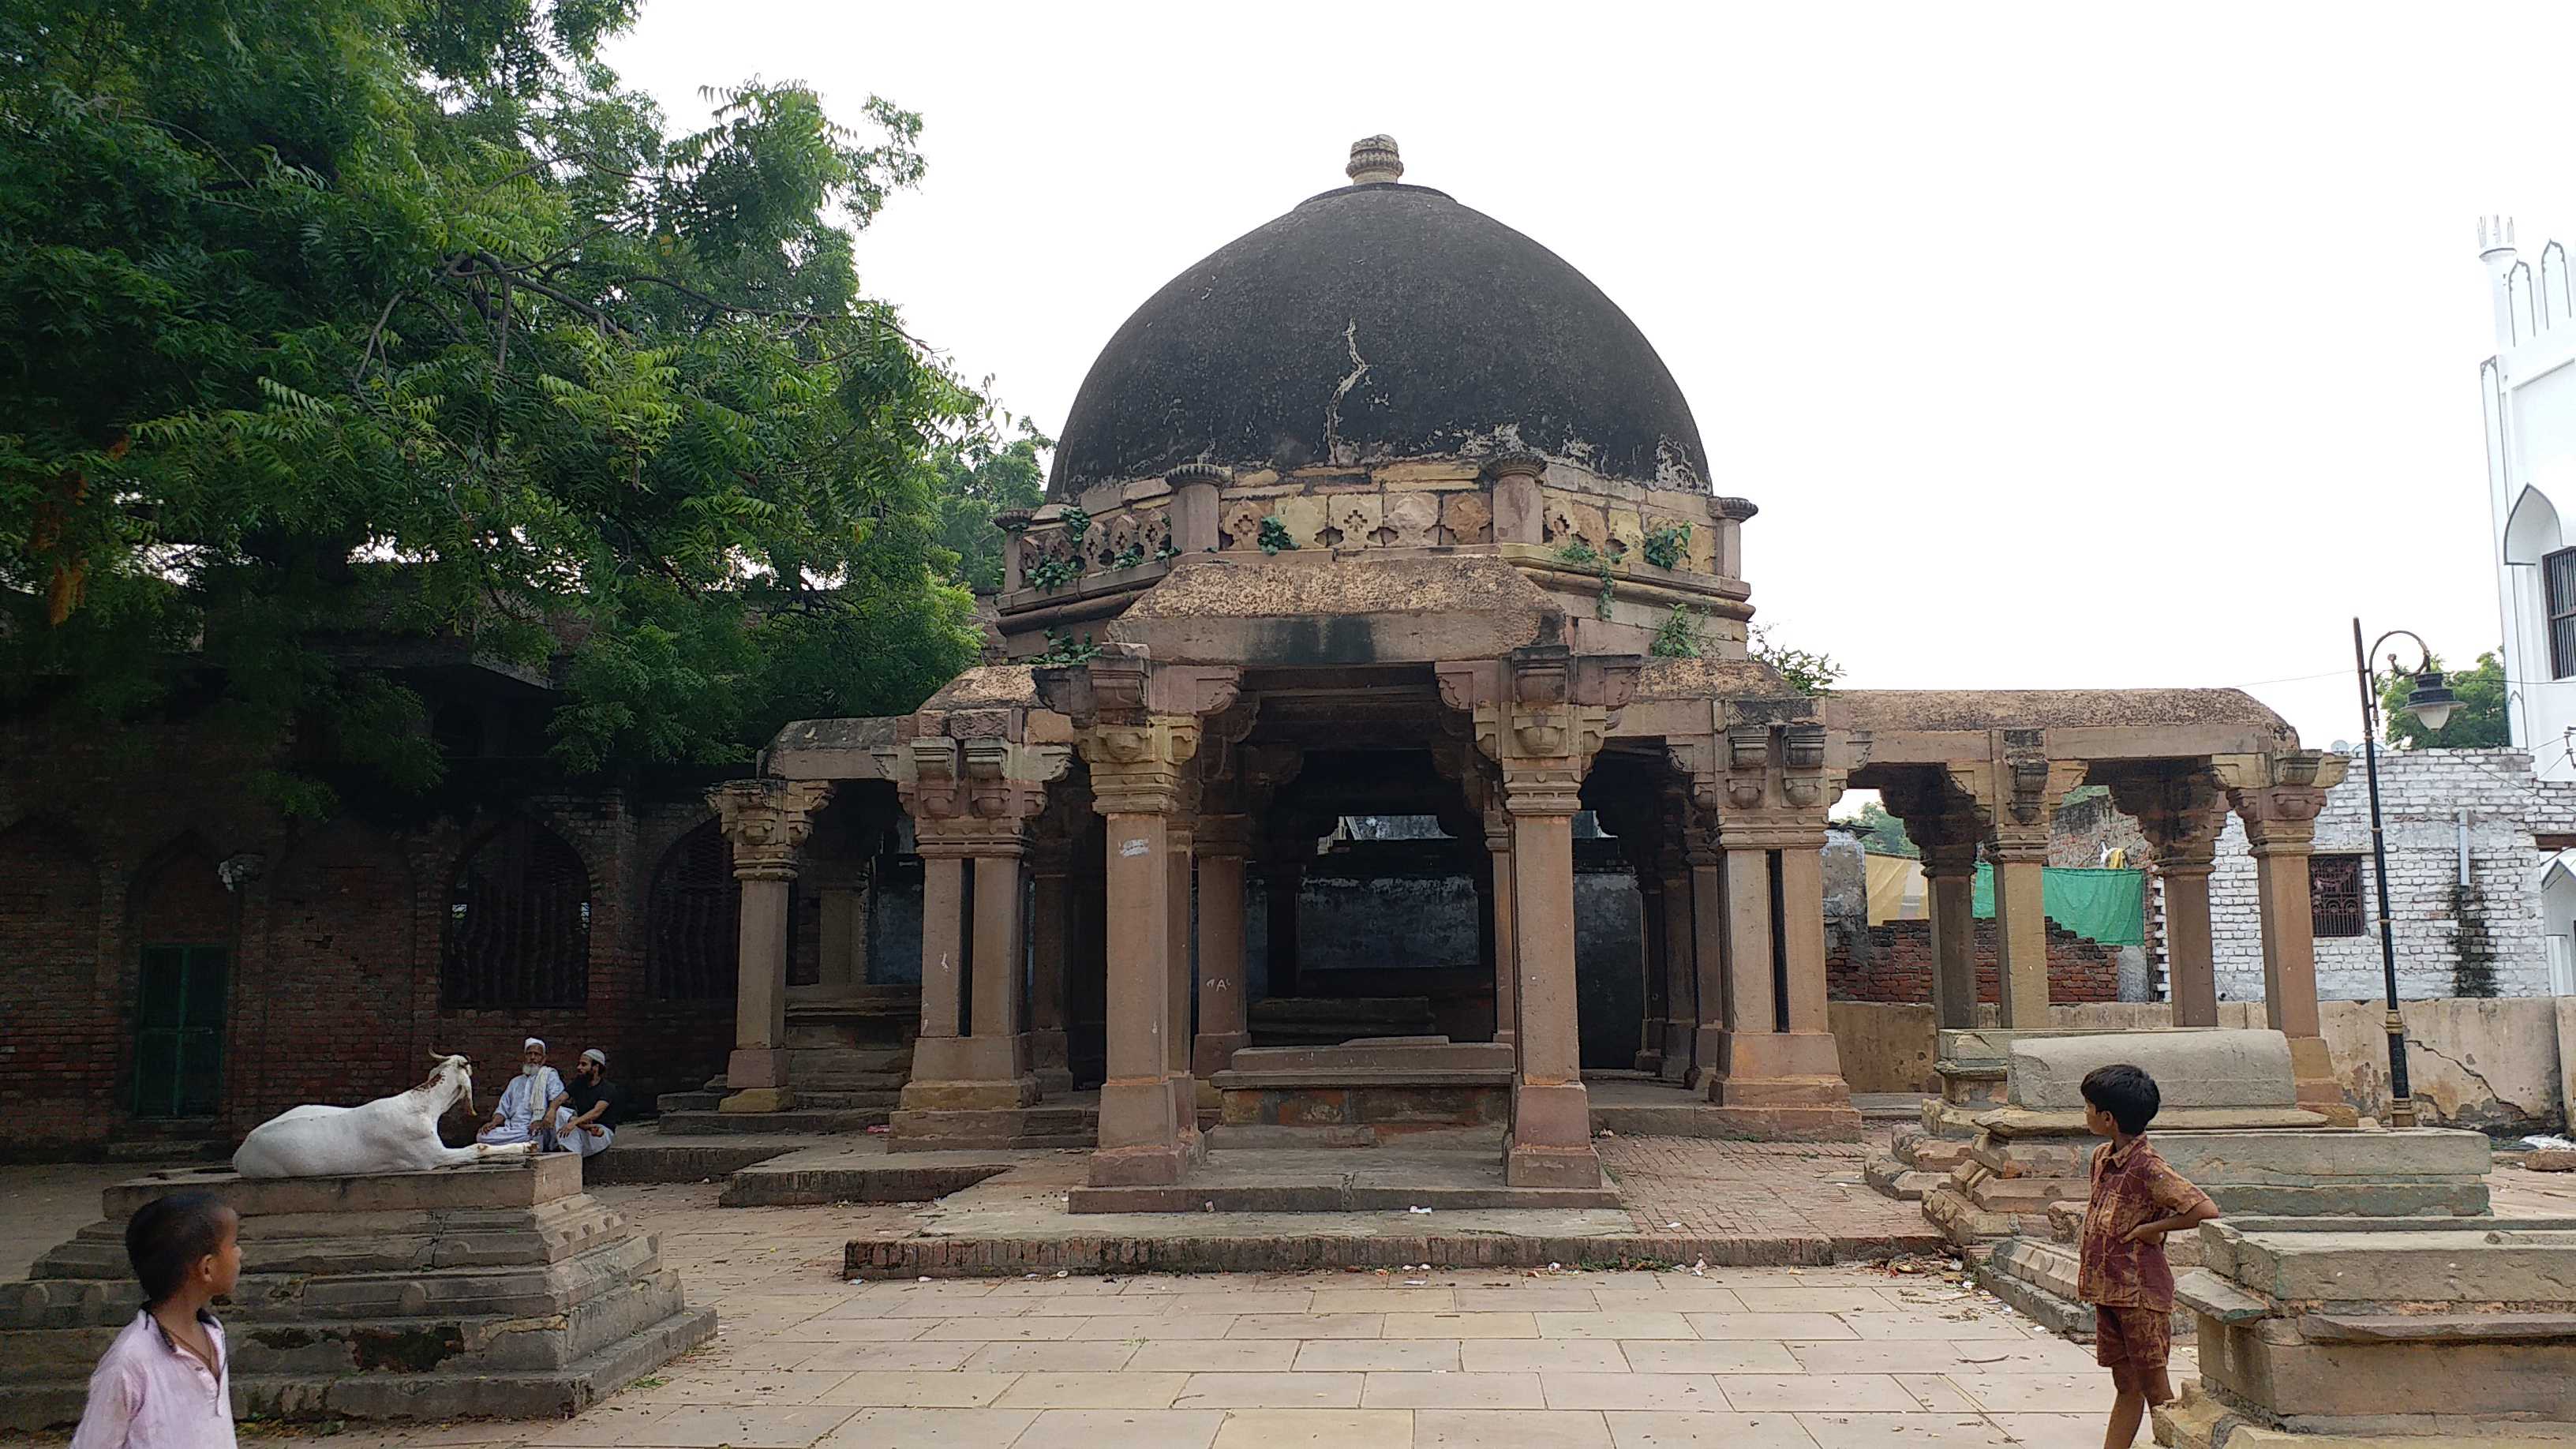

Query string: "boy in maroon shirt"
[[2079, 1063, 2218, 1449]]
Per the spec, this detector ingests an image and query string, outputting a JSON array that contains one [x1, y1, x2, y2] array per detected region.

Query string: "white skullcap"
[[524, 1037, 546, 1051], [581, 1048, 607, 1067]]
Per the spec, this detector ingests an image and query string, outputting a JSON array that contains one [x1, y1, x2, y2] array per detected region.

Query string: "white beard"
[[520, 1064, 543, 1080]]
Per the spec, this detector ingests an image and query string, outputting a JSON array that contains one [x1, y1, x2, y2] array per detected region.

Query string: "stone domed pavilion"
[[705, 137, 2340, 1199]]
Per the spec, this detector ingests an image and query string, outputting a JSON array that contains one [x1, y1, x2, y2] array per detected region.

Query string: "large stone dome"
[[1046, 142, 1709, 502]]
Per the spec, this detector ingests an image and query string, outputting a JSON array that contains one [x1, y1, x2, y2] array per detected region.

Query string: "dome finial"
[[1346, 135, 1402, 185]]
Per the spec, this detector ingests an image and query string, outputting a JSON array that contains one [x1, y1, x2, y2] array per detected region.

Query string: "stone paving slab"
[[0, 1140, 2256, 1447]]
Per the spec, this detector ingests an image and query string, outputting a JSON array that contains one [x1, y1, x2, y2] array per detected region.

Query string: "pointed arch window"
[[442, 821, 590, 1009], [2548, 547, 2576, 680], [647, 822, 739, 1001]]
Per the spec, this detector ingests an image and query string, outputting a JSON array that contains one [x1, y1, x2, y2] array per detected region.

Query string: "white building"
[[2480, 217, 2576, 779]]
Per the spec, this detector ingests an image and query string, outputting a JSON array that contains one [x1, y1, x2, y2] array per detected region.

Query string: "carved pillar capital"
[[1078, 717, 1204, 816], [2099, 763, 2228, 874], [708, 779, 834, 881], [2211, 751, 2347, 857]]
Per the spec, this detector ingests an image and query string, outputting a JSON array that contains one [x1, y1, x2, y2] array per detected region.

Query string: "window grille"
[[2548, 547, 2576, 679], [442, 821, 591, 1008], [648, 823, 737, 1001], [2308, 854, 2366, 939]]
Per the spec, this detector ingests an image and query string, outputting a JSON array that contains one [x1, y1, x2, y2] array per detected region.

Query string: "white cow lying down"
[[233, 1054, 538, 1178]]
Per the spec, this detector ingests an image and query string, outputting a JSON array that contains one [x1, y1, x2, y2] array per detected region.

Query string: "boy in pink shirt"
[[72, 1191, 241, 1448]]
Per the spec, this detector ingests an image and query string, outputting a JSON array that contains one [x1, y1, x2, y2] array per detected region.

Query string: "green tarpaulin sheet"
[[1968, 863, 2146, 946]]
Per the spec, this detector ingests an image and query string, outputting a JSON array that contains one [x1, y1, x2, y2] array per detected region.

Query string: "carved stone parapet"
[[708, 779, 835, 880]]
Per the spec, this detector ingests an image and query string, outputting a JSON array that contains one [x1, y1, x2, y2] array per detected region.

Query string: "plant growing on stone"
[[1642, 522, 1692, 571], [1025, 553, 1081, 593], [1750, 623, 1844, 696], [1650, 605, 1704, 659], [1058, 507, 1092, 544], [1032, 629, 1102, 665], [1110, 544, 1146, 571], [1155, 540, 1181, 562], [1257, 515, 1297, 555]]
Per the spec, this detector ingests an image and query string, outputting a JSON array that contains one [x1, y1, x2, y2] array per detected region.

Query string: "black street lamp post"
[[2349, 620, 2458, 1131]]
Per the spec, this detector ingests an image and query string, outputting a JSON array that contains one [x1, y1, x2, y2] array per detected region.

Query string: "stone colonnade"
[[713, 673, 2357, 1183], [1883, 747, 2353, 1121]]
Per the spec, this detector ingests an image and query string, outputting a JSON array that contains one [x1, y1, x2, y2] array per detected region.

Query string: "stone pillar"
[[1693, 718, 1858, 1135], [1922, 843, 1980, 1031], [1778, 843, 1831, 1035], [2224, 761, 2349, 1121], [2162, 848, 2220, 1028], [1167, 463, 1223, 553], [995, 508, 1033, 593], [1686, 829, 1728, 1088], [1260, 858, 1304, 998], [708, 779, 833, 1114], [1028, 849, 1073, 1095], [1659, 867, 1695, 1082], [1988, 839, 2051, 1028], [1164, 819, 1200, 1145], [916, 850, 968, 1040], [1505, 775, 1594, 1186], [1718, 844, 1780, 1054], [1441, 646, 1638, 1186], [1192, 817, 1251, 1083], [1484, 450, 1546, 545], [898, 830, 1040, 1116], [1633, 872, 1668, 1076], [1079, 715, 1205, 1186], [1485, 807, 1518, 1046]]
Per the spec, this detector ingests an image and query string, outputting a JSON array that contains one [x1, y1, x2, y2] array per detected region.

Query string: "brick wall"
[[0, 710, 742, 1157], [1826, 917, 2122, 1004], [2210, 748, 2576, 1002]]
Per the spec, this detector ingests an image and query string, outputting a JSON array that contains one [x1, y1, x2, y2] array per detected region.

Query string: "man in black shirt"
[[551, 1048, 624, 1159]]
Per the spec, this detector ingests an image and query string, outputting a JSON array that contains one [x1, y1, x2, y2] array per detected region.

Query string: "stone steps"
[[655, 1107, 890, 1136]]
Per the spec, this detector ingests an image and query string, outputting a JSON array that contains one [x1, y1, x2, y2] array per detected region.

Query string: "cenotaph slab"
[[0, 1152, 711, 1429]]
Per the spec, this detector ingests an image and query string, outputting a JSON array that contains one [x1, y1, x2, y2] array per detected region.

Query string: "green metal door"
[[133, 945, 227, 1118]]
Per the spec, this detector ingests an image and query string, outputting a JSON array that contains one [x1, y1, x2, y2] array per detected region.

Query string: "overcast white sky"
[[605, 2, 2576, 749]]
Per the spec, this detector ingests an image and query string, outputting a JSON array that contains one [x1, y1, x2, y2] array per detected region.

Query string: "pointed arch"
[[646, 818, 739, 1001], [127, 835, 235, 1120], [2506, 484, 2563, 565], [441, 818, 592, 1009]]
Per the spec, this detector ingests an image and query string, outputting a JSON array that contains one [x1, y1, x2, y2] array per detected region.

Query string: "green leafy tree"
[[928, 429, 1047, 595], [1834, 799, 1918, 857], [1, 0, 991, 808], [2376, 650, 2509, 751]]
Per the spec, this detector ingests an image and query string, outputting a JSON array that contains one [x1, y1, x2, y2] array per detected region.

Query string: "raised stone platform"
[[2156, 1218, 2576, 1446], [716, 1143, 1017, 1207], [1211, 1038, 1513, 1145], [1065, 1147, 1620, 1213], [0, 1154, 712, 1428]]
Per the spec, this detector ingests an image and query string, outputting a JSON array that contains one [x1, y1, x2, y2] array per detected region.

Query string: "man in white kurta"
[[478, 1038, 567, 1148]]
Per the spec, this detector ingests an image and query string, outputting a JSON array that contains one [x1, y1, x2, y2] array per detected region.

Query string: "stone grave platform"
[[1941, 1031, 2493, 1348], [1870, 1026, 2239, 1200], [1207, 1037, 1514, 1148], [0, 1153, 712, 1429], [2156, 1218, 2576, 1447], [1066, 1145, 1621, 1213]]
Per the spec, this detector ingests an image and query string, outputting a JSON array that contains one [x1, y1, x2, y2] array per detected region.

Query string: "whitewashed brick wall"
[[2211, 748, 2576, 1002]]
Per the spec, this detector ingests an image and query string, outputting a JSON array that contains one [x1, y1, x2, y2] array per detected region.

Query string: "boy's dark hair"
[[2080, 1063, 2162, 1135], [125, 1193, 234, 1306]]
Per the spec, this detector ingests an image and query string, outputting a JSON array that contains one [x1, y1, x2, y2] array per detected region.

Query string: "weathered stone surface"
[[0, 1159, 711, 1429], [2008, 1028, 2297, 1110], [2228, 1226, 2576, 1303]]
